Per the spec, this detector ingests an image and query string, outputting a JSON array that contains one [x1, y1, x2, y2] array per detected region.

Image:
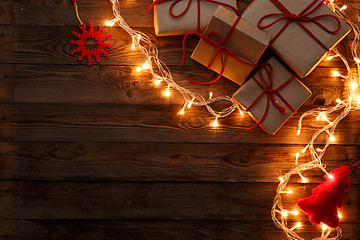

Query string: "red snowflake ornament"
[[70, 22, 111, 66], [297, 166, 351, 228]]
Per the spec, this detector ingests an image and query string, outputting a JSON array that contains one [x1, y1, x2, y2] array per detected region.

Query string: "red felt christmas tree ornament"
[[297, 160, 360, 228]]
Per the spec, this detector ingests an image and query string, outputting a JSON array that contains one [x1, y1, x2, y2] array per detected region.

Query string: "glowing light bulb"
[[321, 223, 329, 231], [239, 108, 244, 116], [338, 211, 342, 219], [281, 190, 293, 194], [316, 112, 327, 121], [299, 174, 308, 183], [316, 148, 323, 152], [285, 210, 299, 216], [336, 99, 343, 104], [326, 55, 335, 60], [297, 129, 301, 136], [301, 146, 307, 153], [350, 82, 358, 91], [279, 176, 284, 183], [211, 116, 219, 128], [163, 85, 171, 97], [332, 70, 341, 77], [355, 96, 360, 105], [340, 5, 347, 11], [355, 58, 360, 63], [105, 19, 116, 26], [327, 173, 334, 179], [290, 222, 302, 231], [131, 41, 135, 50], [154, 79, 162, 86], [136, 61, 150, 72], [179, 103, 187, 115], [329, 134, 336, 142], [295, 152, 300, 165], [209, 92, 213, 99], [187, 97, 195, 109]]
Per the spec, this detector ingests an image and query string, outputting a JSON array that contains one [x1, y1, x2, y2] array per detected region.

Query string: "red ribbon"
[[245, 62, 297, 131], [258, 0, 341, 51], [181, 17, 258, 85], [148, 0, 239, 32]]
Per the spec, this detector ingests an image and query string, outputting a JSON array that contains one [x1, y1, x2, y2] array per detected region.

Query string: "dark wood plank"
[[0, 0, 13, 25], [11, 0, 254, 27], [0, 104, 15, 141], [0, 142, 15, 179], [0, 181, 17, 219], [13, 64, 348, 106], [0, 26, 15, 63], [10, 25, 356, 68], [0, 64, 14, 103], [3, 220, 359, 240], [16, 181, 360, 221], [14, 142, 360, 183], [15, 103, 360, 144]]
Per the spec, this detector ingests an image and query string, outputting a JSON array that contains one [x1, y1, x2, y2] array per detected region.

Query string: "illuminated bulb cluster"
[[105, 0, 359, 239]]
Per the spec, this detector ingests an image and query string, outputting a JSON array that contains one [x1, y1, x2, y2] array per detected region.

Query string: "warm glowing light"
[[295, 152, 300, 164], [321, 223, 329, 231], [136, 61, 150, 72], [154, 79, 162, 86], [355, 58, 360, 63], [329, 134, 336, 142], [179, 103, 187, 115], [316, 148, 323, 152], [340, 5, 347, 11], [105, 19, 116, 26], [188, 97, 195, 109], [209, 92, 213, 99], [327, 173, 334, 180], [355, 96, 360, 105], [316, 112, 328, 121], [332, 70, 341, 77], [285, 210, 299, 216], [239, 108, 244, 116], [301, 147, 307, 153], [297, 129, 301, 135], [336, 99, 343, 104], [350, 82, 358, 91], [281, 190, 293, 194], [338, 211, 342, 219], [326, 55, 335, 60], [290, 222, 302, 231], [163, 85, 171, 97], [279, 176, 284, 183], [211, 116, 219, 128], [277, 210, 288, 217], [298, 172, 308, 183]]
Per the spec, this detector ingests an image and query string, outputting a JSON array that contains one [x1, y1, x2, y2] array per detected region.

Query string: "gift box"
[[241, 0, 351, 78], [232, 57, 312, 135], [189, 6, 271, 86], [149, 0, 238, 36]]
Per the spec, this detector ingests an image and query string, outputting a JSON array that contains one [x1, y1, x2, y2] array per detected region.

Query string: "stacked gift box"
[[149, 0, 351, 134]]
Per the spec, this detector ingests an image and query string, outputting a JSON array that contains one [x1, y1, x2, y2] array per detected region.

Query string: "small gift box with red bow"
[[232, 57, 312, 135], [148, 0, 238, 36], [187, 6, 271, 86], [241, 0, 351, 78]]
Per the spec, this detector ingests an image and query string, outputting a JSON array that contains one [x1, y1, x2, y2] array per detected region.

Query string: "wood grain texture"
[[3, 220, 359, 240], [14, 142, 360, 183], [14, 181, 360, 221], [15, 103, 360, 144], [1, 0, 360, 239]]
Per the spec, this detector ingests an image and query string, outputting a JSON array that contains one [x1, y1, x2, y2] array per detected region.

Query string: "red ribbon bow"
[[245, 62, 297, 131], [181, 17, 258, 85], [258, 0, 341, 51], [148, 0, 239, 32]]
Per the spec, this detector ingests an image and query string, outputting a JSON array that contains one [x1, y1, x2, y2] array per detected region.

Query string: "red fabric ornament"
[[70, 22, 111, 66], [297, 166, 351, 228]]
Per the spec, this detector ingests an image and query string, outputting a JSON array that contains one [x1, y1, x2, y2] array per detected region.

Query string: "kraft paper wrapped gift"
[[241, 0, 351, 78], [190, 6, 271, 86], [232, 57, 312, 135], [149, 0, 238, 36]]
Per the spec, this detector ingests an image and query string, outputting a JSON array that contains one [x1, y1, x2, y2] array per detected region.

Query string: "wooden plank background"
[[0, 0, 359, 239]]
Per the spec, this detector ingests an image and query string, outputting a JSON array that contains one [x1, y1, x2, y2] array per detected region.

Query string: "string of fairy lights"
[[72, 0, 360, 239]]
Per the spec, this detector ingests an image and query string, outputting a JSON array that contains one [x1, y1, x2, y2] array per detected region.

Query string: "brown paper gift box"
[[241, 0, 351, 78], [151, 0, 237, 36], [232, 57, 312, 135], [190, 6, 271, 86]]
